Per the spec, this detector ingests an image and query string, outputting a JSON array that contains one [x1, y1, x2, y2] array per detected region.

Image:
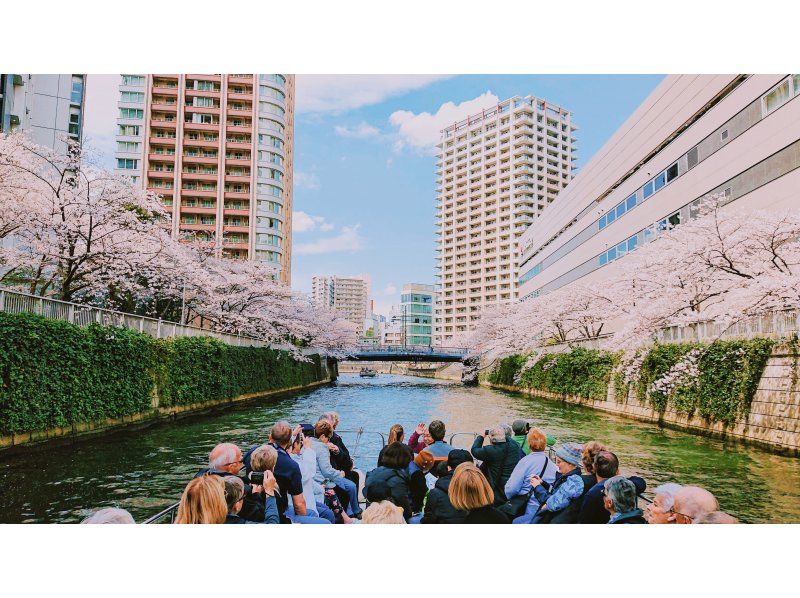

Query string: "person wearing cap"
[[513, 442, 586, 524], [421, 449, 473, 524]]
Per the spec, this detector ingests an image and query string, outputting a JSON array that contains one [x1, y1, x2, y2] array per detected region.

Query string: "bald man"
[[671, 486, 719, 524]]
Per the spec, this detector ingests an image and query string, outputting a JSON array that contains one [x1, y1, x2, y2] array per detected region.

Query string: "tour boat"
[[359, 367, 377, 378]]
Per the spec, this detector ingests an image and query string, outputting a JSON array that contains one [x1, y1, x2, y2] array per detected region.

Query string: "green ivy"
[[491, 339, 775, 425], [486, 355, 526, 386], [0, 311, 328, 436]]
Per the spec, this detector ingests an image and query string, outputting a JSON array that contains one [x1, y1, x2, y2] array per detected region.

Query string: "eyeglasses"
[[668, 508, 694, 523], [223, 460, 243, 468]]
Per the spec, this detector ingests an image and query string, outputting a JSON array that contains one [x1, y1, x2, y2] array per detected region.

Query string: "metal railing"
[[353, 344, 469, 357], [0, 288, 270, 348]]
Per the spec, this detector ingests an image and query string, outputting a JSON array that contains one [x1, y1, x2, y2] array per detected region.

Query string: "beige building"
[[518, 74, 800, 301], [434, 95, 576, 344], [311, 275, 370, 335], [113, 74, 294, 284]]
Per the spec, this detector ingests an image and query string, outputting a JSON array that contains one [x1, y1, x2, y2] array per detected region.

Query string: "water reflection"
[[1, 374, 798, 523]]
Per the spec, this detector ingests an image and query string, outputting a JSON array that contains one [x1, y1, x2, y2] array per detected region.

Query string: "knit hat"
[[512, 420, 529, 435], [554, 442, 583, 467], [414, 450, 436, 472]]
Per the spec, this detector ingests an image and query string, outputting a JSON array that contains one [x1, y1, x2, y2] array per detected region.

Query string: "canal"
[[1, 374, 799, 523]]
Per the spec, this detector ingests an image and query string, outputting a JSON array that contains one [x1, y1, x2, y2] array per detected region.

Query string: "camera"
[[300, 423, 315, 437], [484, 429, 490, 436], [249, 471, 264, 485]]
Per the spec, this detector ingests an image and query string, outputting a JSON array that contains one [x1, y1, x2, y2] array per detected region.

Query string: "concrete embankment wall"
[[482, 344, 800, 456]]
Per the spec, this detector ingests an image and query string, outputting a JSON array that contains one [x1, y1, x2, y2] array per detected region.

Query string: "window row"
[[121, 75, 145, 87], [121, 91, 144, 103], [117, 158, 138, 169], [119, 108, 144, 119], [762, 74, 800, 116], [598, 160, 680, 230]]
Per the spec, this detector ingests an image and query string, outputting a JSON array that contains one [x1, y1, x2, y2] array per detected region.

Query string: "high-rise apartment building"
[[518, 75, 800, 302], [0, 74, 86, 153], [311, 275, 370, 335], [113, 74, 294, 284], [434, 95, 576, 344], [400, 283, 436, 346]]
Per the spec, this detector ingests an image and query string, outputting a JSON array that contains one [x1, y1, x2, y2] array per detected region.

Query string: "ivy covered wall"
[[0, 312, 330, 437]]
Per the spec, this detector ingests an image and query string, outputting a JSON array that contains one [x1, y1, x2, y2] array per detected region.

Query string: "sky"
[[84, 74, 665, 316]]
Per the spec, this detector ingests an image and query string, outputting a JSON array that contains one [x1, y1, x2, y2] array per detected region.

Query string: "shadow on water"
[[1, 373, 798, 523]]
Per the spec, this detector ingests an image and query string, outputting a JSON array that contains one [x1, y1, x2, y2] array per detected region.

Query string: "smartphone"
[[484, 429, 489, 435]]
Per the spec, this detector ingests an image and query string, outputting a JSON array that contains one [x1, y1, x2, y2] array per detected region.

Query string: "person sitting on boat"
[[80, 507, 135, 524], [365, 442, 414, 521], [603, 476, 647, 524], [513, 442, 586, 524], [288, 430, 336, 523], [362, 500, 406, 524], [421, 449, 473, 524], [175, 475, 228, 524], [378, 424, 404, 465], [223, 473, 279, 524], [578, 451, 646, 524], [671, 485, 719, 524], [503, 428, 558, 519], [448, 462, 509, 524], [408, 420, 452, 458], [319, 412, 362, 516], [408, 450, 436, 521], [310, 419, 359, 520], [644, 482, 683, 524]]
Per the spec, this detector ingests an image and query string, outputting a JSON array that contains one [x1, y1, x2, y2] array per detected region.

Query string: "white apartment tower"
[[311, 275, 370, 336], [434, 95, 577, 344]]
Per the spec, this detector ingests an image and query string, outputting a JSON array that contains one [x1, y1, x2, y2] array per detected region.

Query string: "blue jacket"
[[532, 467, 585, 515], [424, 441, 453, 458], [504, 452, 558, 514]]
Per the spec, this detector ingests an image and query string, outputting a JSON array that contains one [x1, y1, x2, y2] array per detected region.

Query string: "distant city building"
[[400, 283, 436, 346], [518, 74, 800, 301], [113, 74, 295, 283], [0, 74, 86, 153], [434, 95, 577, 345], [312, 275, 370, 336], [362, 303, 387, 344]]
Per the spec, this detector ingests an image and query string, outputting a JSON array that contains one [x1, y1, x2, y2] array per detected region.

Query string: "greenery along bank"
[[0, 311, 331, 438], [485, 339, 776, 425]]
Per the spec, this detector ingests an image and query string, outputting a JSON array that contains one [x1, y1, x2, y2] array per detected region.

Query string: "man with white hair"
[[671, 485, 719, 524], [644, 483, 683, 524], [80, 507, 135, 524], [471, 424, 522, 505], [603, 476, 647, 524]]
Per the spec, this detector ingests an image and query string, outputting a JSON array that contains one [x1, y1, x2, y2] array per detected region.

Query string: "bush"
[[486, 355, 526, 386], [0, 311, 328, 436], [518, 347, 618, 401]]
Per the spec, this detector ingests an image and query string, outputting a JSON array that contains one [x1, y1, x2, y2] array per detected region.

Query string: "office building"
[[399, 283, 436, 346], [0, 74, 86, 153], [518, 75, 800, 303], [113, 74, 294, 284], [434, 95, 576, 344], [311, 275, 370, 335]]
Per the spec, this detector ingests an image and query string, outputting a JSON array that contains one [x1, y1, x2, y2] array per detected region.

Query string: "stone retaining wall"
[[482, 344, 800, 455]]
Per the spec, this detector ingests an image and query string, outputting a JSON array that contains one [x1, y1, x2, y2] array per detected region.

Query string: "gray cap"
[[512, 420, 528, 435]]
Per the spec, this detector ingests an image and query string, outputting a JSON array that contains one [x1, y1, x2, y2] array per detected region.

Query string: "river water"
[[1, 374, 799, 523]]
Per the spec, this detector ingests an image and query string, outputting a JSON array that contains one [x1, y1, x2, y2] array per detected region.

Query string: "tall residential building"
[[518, 74, 800, 304], [434, 95, 577, 344], [399, 283, 436, 346], [311, 275, 370, 335], [113, 74, 295, 284], [0, 74, 86, 153]]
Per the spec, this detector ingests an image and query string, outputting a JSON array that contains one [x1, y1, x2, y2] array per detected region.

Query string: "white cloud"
[[383, 283, 397, 295], [82, 74, 120, 169], [389, 91, 500, 151], [296, 75, 453, 113], [294, 225, 364, 255], [293, 211, 334, 233], [294, 171, 321, 190], [334, 122, 380, 139]]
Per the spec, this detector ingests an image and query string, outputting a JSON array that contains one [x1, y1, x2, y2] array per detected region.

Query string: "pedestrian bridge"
[[346, 345, 470, 362]]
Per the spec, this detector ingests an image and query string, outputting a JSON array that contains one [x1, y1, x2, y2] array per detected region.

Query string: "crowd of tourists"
[[81, 414, 738, 525]]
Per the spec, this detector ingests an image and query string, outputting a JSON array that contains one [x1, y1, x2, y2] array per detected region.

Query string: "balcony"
[[179, 222, 216, 232], [181, 188, 217, 198], [147, 170, 175, 180], [184, 137, 220, 148], [223, 207, 250, 217], [224, 190, 250, 200], [223, 224, 250, 234], [151, 119, 177, 129], [226, 124, 252, 134], [226, 139, 252, 150], [183, 121, 220, 132], [179, 205, 217, 216], [225, 173, 251, 184], [181, 171, 218, 182], [181, 154, 219, 165], [225, 157, 251, 167]]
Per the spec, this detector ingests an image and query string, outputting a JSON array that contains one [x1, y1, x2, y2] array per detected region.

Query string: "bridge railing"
[[353, 344, 469, 356]]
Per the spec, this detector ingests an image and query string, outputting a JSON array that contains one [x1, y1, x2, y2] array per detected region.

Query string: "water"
[[1, 374, 799, 523]]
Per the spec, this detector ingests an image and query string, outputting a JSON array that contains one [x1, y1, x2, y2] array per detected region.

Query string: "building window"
[[117, 158, 138, 169], [666, 162, 679, 183], [116, 141, 140, 152], [193, 97, 214, 107], [119, 108, 144, 119], [642, 180, 654, 200], [762, 78, 791, 115], [70, 75, 84, 104], [654, 171, 666, 192], [68, 108, 81, 137], [121, 91, 144, 103], [118, 124, 140, 136], [121, 75, 145, 87]]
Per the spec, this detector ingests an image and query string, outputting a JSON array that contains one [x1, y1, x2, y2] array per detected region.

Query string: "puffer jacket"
[[364, 466, 413, 520], [421, 471, 468, 524], [471, 436, 522, 505]]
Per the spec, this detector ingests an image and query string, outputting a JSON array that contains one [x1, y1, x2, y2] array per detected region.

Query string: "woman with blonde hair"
[[362, 500, 406, 524], [449, 463, 509, 524], [175, 475, 227, 524]]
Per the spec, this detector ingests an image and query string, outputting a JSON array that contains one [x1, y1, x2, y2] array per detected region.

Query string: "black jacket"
[[610, 509, 647, 524], [365, 466, 413, 520], [330, 432, 353, 472], [421, 472, 468, 524], [578, 476, 647, 524], [409, 468, 428, 513], [471, 436, 521, 505], [464, 505, 510, 524]]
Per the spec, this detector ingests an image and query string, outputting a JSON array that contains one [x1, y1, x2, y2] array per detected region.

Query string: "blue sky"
[[84, 74, 665, 315], [290, 75, 664, 314]]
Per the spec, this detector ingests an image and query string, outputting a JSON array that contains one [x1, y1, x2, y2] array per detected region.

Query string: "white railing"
[[0, 288, 269, 348]]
